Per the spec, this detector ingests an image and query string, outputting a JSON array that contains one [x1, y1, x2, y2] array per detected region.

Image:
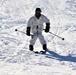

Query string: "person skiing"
[[26, 8, 50, 53]]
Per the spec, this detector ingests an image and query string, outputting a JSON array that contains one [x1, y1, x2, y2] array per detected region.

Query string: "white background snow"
[[0, 0, 76, 75]]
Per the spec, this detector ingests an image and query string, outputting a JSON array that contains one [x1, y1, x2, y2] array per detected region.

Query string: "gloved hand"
[[26, 27, 31, 36], [45, 23, 50, 33]]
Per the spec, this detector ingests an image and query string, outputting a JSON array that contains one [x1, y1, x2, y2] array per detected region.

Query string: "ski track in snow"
[[0, 0, 76, 75]]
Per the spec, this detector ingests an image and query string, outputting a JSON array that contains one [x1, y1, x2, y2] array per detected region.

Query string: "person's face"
[[35, 11, 41, 16]]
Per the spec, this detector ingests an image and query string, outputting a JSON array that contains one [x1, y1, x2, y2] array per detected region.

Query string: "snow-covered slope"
[[0, 0, 76, 75]]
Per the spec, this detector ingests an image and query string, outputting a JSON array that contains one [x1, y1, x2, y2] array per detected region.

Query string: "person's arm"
[[26, 17, 32, 36], [43, 15, 50, 32]]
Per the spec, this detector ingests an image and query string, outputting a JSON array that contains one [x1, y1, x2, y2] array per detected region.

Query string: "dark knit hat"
[[35, 8, 41, 12]]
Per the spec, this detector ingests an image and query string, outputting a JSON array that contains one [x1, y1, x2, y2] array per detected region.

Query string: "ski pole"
[[15, 29, 26, 34], [43, 29, 65, 40], [15, 29, 33, 36]]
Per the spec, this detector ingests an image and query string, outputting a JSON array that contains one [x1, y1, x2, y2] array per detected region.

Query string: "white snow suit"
[[27, 14, 50, 45]]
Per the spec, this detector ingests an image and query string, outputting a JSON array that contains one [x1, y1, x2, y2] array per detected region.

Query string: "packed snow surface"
[[0, 0, 76, 75]]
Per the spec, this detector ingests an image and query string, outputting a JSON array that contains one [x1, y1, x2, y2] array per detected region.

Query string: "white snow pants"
[[30, 32, 46, 45]]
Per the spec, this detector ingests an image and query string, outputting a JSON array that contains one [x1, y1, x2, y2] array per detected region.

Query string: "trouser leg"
[[38, 33, 46, 45], [38, 33, 47, 50], [29, 34, 37, 51], [30, 34, 37, 46]]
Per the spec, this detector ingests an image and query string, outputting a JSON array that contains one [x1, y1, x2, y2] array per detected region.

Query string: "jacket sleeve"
[[26, 17, 33, 36], [27, 17, 33, 27], [42, 15, 50, 32], [43, 15, 50, 23]]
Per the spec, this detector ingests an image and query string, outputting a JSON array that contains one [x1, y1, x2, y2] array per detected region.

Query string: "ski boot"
[[29, 45, 33, 51], [40, 44, 47, 54]]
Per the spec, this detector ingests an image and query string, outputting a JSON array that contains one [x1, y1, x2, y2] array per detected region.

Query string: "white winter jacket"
[[27, 14, 50, 33]]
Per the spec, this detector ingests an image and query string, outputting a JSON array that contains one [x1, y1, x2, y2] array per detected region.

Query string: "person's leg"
[[38, 33, 47, 50], [29, 34, 37, 51]]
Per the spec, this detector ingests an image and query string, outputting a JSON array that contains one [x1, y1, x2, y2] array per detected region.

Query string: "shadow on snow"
[[0, 49, 76, 63], [46, 50, 76, 62]]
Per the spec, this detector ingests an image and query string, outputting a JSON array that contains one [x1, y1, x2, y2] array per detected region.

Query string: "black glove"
[[26, 27, 31, 36], [45, 23, 50, 33]]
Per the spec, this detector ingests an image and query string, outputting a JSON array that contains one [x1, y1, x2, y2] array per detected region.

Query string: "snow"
[[0, 0, 76, 75]]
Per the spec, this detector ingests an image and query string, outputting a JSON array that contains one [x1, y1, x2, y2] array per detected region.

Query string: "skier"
[[26, 8, 50, 53]]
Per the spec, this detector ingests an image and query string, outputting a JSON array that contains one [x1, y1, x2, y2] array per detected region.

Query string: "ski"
[[34, 50, 46, 54]]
